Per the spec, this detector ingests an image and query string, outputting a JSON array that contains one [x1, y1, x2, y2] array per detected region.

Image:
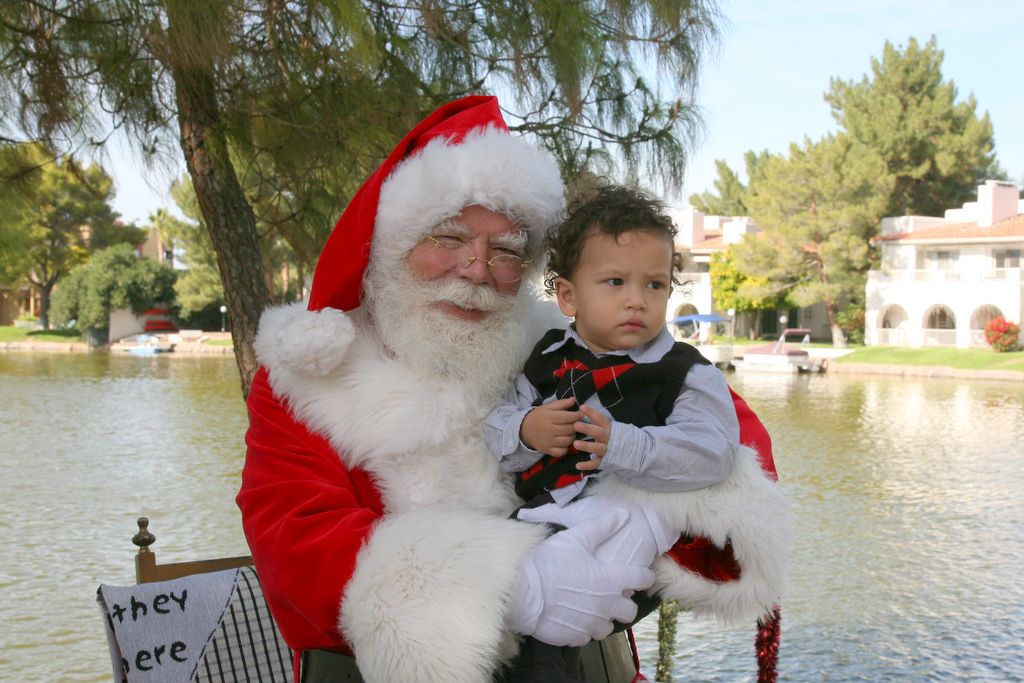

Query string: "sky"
[[672, 0, 1024, 207], [106, 0, 1024, 224]]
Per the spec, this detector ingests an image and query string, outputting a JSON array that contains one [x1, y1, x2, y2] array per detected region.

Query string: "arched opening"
[[877, 305, 909, 345], [670, 303, 700, 341], [673, 303, 699, 319], [969, 305, 1003, 347], [922, 305, 956, 346]]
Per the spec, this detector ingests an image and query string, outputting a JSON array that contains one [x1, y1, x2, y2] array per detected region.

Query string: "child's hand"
[[520, 397, 578, 455], [574, 405, 611, 470]]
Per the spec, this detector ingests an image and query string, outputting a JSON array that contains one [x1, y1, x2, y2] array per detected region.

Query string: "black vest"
[[515, 328, 710, 501]]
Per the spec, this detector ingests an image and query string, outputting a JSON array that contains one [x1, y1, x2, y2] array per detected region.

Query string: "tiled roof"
[[877, 214, 1024, 242], [690, 236, 724, 251], [685, 229, 768, 252]]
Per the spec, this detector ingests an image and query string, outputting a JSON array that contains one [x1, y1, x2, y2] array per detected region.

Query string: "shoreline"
[[5, 339, 1024, 382], [1, 340, 235, 356], [826, 361, 1024, 383]]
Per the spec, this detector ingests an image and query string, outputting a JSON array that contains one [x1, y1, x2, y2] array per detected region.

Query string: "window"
[[994, 249, 1021, 268], [916, 249, 959, 270]]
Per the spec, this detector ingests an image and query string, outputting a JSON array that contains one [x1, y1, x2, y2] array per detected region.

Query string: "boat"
[[671, 313, 734, 369], [732, 328, 824, 373], [110, 333, 176, 355]]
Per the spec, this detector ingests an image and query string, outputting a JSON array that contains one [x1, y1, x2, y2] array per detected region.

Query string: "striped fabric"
[[193, 567, 294, 683]]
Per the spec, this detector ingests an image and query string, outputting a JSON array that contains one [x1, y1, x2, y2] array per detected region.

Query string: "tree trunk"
[[29, 268, 57, 331], [830, 322, 846, 347], [166, 5, 269, 398], [37, 282, 52, 330], [825, 300, 847, 347]]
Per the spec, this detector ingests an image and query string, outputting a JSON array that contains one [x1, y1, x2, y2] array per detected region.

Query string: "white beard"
[[364, 256, 533, 404]]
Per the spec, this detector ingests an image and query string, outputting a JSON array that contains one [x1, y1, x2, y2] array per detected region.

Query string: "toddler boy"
[[485, 184, 741, 681]]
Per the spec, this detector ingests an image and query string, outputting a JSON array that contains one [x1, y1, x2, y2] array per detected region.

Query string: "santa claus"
[[237, 96, 789, 683]]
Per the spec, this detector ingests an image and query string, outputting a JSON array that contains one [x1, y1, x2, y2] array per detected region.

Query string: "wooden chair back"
[[132, 517, 253, 584]]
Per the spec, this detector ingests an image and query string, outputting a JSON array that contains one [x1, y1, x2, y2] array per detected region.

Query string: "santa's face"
[[406, 205, 526, 321], [364, 205, 534, 390]]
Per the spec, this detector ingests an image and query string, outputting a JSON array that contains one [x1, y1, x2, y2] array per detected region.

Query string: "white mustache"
[[426, 279, 510, 312]]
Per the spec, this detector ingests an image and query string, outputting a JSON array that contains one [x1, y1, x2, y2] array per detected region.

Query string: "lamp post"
[[220, 304, 227, 333], [774, 314, 789, 353], [727, 308, 735, 343]]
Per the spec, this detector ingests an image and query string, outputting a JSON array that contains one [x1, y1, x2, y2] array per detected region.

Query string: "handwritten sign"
[[97, 567, 292, 682]]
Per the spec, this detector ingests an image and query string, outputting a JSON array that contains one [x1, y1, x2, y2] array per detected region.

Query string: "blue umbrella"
[[671, 313, 730, 325]]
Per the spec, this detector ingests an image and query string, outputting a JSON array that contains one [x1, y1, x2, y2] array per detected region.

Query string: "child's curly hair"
[[543, 183, 683, 295]]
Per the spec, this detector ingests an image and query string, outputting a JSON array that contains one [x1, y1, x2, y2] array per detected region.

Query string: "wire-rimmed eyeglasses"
[[424, 234, 533, 283]]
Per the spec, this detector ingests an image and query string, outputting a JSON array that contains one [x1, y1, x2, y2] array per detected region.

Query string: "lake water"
[[1, 352, 1022, 681]]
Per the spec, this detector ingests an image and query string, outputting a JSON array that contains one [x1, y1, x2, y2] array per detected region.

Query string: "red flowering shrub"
[[984, 316, 1021, 352]]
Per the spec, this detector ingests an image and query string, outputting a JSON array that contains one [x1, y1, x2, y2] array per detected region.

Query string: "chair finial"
[[133, 517, 156, 553]]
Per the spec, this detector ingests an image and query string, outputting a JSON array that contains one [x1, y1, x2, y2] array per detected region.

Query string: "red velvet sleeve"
[[237, 368, 384, 653], [729, 386, 776, 480]]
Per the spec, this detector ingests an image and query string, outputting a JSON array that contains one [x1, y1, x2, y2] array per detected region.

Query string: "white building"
[[667, 207, 760, 323], [667, 206, 833, 340], [866, 180, 1023, 348]]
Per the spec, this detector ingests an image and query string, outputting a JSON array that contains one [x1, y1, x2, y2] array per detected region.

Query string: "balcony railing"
[[869, 269, 958, 283], [869, 267, 1021, 284], [984, 267, 1023, 281], [874, 328, 906, 346], [969, 329, 988, 348], [922, 328, 957, 346]]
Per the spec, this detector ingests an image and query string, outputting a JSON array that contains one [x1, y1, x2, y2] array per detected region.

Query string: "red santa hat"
[[306, 95, 565, 313]]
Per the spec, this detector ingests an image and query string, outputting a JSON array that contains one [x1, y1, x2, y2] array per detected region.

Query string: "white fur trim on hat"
[[253, 302, 354, 377], [374, 125, 564, 266]]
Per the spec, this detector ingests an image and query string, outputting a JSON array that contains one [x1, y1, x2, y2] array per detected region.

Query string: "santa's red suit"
[[236, 97, 790, 683]]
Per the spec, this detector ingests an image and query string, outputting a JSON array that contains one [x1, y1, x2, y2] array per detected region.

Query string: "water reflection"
[[2, 356, 1022, 681], [634, 372, 1024, 681], [0, 353, 250, 682]]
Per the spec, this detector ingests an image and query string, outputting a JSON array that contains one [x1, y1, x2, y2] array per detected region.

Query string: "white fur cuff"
[[340, 506, 547, 683], [593, 446, 791, 624], [253, 303, 355, 377]]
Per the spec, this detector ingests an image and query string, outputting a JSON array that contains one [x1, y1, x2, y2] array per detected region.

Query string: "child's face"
[[554, 228, 673, 353]]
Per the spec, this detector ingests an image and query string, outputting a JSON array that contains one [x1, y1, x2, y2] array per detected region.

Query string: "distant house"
[[666, 208, 752, 336], [865, 180, 1023, 348], [667, 207, 833, 340], [0, 286, 35, 326], [136, 228, 175, 267]]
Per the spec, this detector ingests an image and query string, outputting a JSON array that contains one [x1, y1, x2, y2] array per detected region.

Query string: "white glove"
[[505, 512, 655, 647], [517, 495, 677, 568]]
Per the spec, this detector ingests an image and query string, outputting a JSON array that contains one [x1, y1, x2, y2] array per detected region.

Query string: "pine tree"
[[739, 135, 890, 345], [689, 159, 748, 215], [825, 36, 997, 217], [688, 151, 768, 215]]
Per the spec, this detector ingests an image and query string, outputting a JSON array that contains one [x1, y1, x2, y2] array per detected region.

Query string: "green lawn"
[[834, 345, 1024, 372], [714, 335, 1024, 372], [0, 325, 83, 343], [708, 336, 855, 350]]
